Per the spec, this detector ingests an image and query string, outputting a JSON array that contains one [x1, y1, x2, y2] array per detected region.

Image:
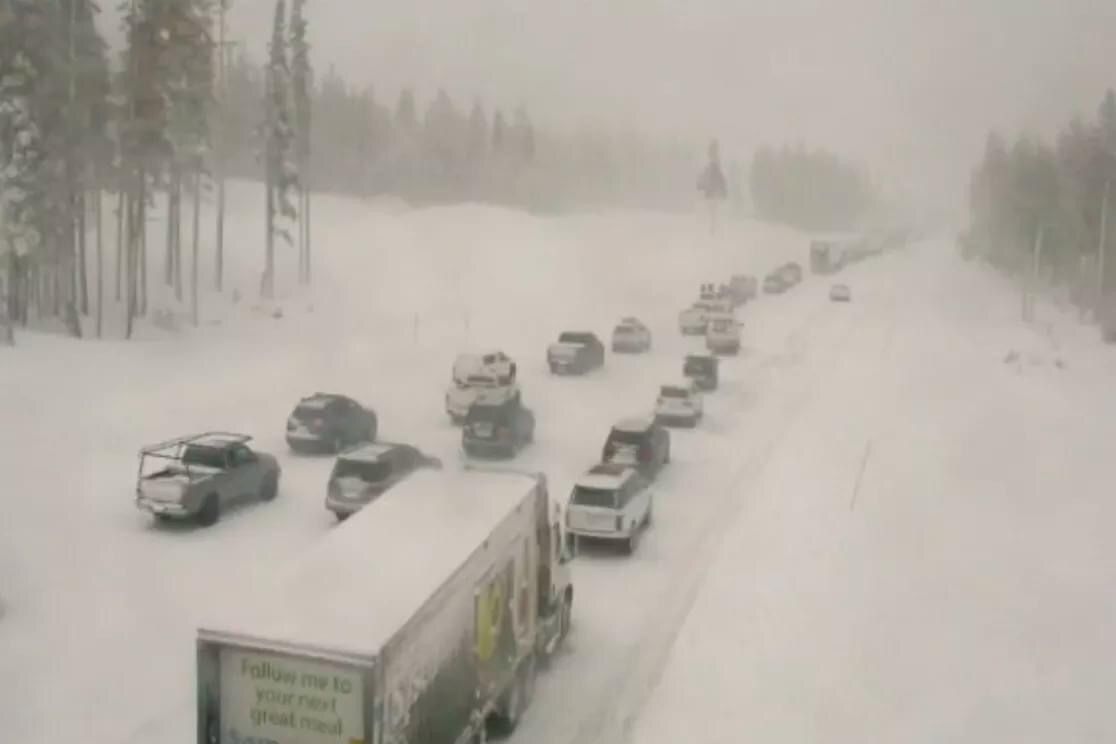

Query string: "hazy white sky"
[[101, 0, 1116, 214]]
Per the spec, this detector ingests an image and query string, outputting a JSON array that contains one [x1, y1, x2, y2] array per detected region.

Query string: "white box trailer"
[[196, 468, 574, 744]]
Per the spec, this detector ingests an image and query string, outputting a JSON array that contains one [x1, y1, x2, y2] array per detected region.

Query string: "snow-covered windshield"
[[684, 358, 713, 375], [293, 403, 330, 420], [332, 459, 390, 483], [608, 429, 647, 446], [181, 445, 227, 470], [466, 375, 499, 387], [571, 486, 618, 508]]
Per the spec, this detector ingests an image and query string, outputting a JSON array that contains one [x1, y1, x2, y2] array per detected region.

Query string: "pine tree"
[[261, 0, 297, 299], [0, 8, 47, 333], [492, 109, 505, 153], [118, 0, 174, 336], [289, 0, 312, 284], [467, 99, 488, 160], [0, 1, 90, 331], [396, 88, 417, 134]]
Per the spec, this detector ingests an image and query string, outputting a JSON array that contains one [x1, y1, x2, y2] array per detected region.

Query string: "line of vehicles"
[[128, 241, 867, 744]]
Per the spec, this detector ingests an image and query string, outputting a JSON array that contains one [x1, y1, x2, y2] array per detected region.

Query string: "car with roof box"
[[285, 392, 378, 453], [654, 379, 704, 428], [135, 432, 281, 526], [463, 397, 536, 459], [601, 417, 670, 478], [566, 463, 655, 554], [326, 441, 443, 521], [445, 350, 519, 423]]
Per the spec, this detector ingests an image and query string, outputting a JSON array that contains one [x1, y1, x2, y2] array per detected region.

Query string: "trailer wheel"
[[560, 589, 574, 641], [492, 672, 525, 735], [522, 656, 538, 712]]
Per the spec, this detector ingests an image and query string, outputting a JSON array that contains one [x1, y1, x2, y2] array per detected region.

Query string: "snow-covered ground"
[[2, 183, 1115, 744]]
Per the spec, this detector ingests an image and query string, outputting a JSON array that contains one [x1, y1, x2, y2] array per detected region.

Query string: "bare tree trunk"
[[264, 182, 275, 299], [78, 191, 89, 315], [305, 185, 311, 283], [4, 249, 16, 344], [215, 0, 227, 293], [174, 173, 184, 302], [216, 172, 225, 291], [125, 171, 144, 339], [296, 182, 304, 283], [191, 169, 201, 326], [96, 188, 104, 338], [140, 176, 149, 316], [52, 260, 61, 317], [115, 187, 124, 301], [165, 177, 175, 286]]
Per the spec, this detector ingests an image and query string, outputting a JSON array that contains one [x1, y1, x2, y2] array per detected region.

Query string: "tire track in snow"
[[557, 302, 872, 744]]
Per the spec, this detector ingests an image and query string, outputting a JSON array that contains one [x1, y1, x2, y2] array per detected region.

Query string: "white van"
[[566, 463, 654, 554], [654, 379, 704, 428]]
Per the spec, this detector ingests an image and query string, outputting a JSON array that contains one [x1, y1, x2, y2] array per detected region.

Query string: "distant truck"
[[810, 238, 847, 274], [196, 467, 575, 744], [136, 433, 281, 526]]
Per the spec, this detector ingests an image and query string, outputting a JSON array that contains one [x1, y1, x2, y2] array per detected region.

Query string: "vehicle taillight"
[[639, 447, 650, 463], [311, 418, 324, 431]]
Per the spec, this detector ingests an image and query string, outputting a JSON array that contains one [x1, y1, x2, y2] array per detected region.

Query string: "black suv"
[[462, 398, 536, 459], [325, 442, 442, 521], [286, 393, 378, 453], [601, 417, 670, 478], [548, 331, 606, 375], [683, 354, 719, 391]]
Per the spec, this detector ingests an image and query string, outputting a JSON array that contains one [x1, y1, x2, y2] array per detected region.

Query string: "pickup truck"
[[196, 467, 575, 744], [135, 433, 280, 526], [547, 331, 605, 375]]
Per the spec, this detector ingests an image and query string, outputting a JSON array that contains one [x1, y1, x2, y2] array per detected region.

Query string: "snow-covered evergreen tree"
[[289, 0, 312, 284], [0, 48, 44, 330], [261, 0, 297, 299]]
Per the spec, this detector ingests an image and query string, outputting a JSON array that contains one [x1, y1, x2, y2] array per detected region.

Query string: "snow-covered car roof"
[[189, 433, 253, 449], [661, 380, 697, 395], [613, 416, 655, 433], [575, 463, 635, 490], [336, 442, 404, 462]]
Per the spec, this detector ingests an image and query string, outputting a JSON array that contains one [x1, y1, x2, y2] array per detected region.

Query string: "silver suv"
[[326, 442, 442, 520]]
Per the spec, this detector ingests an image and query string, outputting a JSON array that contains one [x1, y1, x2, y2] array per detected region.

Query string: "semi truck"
[[196, 467, 575, 744]]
